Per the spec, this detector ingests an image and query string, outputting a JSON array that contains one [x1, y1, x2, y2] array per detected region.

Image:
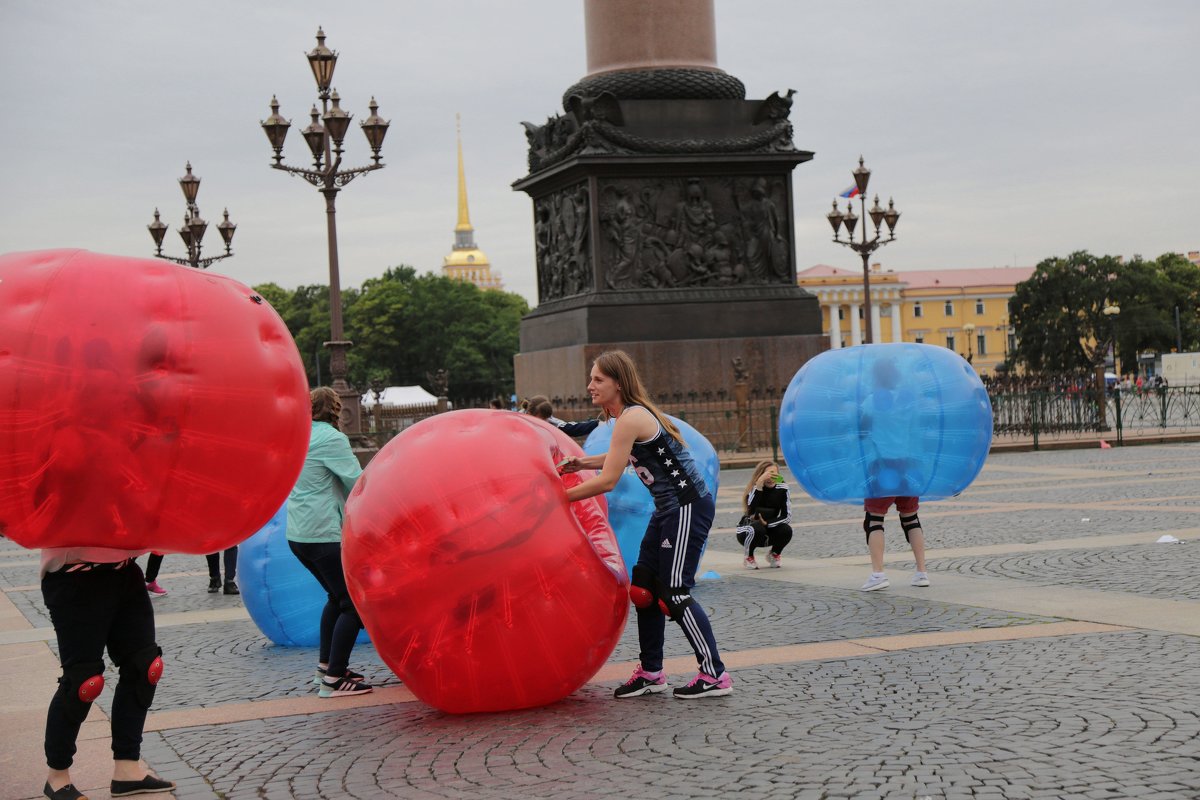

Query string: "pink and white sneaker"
[[673, 671, 733, 699], [613, 664, 669, 698]]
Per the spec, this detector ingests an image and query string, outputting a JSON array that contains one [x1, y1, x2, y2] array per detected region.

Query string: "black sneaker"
[[208, 577, 221, 593], [223, 580, 240, 595], [319, 675, 373, 698], [110, 775, 176, 797], [613, 664, 669, 698], [314, 666, 364, 686], [672, 671, 733, 699]]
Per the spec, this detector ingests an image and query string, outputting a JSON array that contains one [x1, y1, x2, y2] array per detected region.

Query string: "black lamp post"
[[1103, 303, 1121, 375], [261, 27, 391, 435], [147, 162, 236, 269], [963, 322, 976, 364], [826, 156, 900, 344]]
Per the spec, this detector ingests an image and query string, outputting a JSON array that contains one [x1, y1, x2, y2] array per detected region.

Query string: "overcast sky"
[[2, 1, 1197, 305]]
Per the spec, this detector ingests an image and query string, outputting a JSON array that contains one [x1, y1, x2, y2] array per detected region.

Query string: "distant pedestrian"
[[142, 553, 167, 596], [736, 460, 793, 569], [205, 547, 239, 595], [526, 394, 600, 439]]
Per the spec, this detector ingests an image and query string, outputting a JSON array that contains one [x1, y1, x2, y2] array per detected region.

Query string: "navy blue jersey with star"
[[626, 407, 708, 512]]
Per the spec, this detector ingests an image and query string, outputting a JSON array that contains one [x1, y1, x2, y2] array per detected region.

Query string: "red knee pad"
[[629, 585, 654, 609], [78, 674, 105, 703], [147, 655, 163, 686]]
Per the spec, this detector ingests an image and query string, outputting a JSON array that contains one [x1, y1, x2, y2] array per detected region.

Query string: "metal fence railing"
[[350, 384, 1200, 455]]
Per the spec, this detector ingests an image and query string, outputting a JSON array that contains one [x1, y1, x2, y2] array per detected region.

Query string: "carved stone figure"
[[533, 183, 593, 302], [732, 356, 750, 384], [427, 369, 449, 398], [742, 177, 789, 282]]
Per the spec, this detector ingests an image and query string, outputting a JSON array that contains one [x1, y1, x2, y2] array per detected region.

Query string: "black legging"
[[205, 547, 238, 581], [739, 521, 793, 557], [287, 540, 363, 677], [42, 562, 156, 770], [143, 553, 163, 583]]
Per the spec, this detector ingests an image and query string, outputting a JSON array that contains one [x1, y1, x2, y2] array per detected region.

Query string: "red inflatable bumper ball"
[[0, 250, 311, 553], [343, 410, 628, 713]]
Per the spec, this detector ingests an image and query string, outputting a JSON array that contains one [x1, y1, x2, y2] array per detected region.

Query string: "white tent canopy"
[[363, 385, 438, 408]]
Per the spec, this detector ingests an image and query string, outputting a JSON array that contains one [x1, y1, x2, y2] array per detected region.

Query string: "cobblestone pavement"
[[148, 631, 1200, 800], [4, 442, 1200, 800], [925, 543, 1200, 602]]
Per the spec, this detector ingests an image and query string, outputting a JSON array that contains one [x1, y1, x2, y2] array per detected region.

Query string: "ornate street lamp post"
[[261, 27, 391, 434], [826, 156, 901, 344], [147, 162, 236, 269], [999, 316, 1009, 360], [963, 322, 976, 364], [1103, 303, 1121, 375]]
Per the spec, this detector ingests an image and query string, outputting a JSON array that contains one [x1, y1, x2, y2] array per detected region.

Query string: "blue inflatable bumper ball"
[[239, 503, 369, 647], [779, 343, 992, 504], [584, 415, 720, 574]]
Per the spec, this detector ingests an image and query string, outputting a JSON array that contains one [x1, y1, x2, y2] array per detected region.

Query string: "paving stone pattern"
[[925, 543, 1200, 602], [156, 631, 1200, 800]]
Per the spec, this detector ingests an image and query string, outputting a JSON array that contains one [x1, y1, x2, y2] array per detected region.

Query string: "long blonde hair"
[[743, 460, 778, 514], [593, 350, 684, 446]]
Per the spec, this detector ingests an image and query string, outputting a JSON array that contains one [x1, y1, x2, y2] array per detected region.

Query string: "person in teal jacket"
[[286, 387, 371, 697]]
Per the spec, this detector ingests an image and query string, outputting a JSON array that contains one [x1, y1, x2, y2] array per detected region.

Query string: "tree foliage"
[[1010, 251, 1200, 374], [254, 267, 529, 402]]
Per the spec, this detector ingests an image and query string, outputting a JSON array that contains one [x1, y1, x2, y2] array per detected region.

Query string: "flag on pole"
[[839, 186, 860, 199]]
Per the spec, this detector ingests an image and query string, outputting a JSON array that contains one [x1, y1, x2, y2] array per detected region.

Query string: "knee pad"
[[119, 645, 162, 709], [899, 512, 922, 544], [656, 587, 695, 622], [863, 512, 885, 543], [58, 661, 105, 724], [629, 564, 659, 610]]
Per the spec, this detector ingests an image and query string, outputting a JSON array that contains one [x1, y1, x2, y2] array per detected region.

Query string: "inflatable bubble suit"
[[779, 343, 992, 504], [0, 250, 311, 552], [342, 410, 626, 714], [583, 415, 720, 575], [238, 503, 369, 647]]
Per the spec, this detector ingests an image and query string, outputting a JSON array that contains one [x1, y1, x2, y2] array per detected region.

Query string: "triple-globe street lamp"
[[147, 163, 237, 269], [826, 157, 901, 344], [963, 322, 976, 364], [261, 27, 391, 435]]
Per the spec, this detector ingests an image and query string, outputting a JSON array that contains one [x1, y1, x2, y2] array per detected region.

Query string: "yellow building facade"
[[797, 264, 1035, 375], [442, 116, 504, 291]]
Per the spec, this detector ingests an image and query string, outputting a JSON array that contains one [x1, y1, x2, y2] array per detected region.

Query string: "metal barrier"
[[351, 384, 1200, 456]]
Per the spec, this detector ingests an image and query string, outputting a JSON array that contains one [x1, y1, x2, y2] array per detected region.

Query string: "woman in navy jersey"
[[560, 350, 732, 699]]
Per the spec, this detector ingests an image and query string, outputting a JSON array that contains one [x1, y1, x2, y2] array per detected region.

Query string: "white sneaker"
[[911, 572, 930, 587], [861, 574, 889, 591], [743, 556, 758, 570]]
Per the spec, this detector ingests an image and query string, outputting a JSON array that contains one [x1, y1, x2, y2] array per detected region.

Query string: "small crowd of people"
[[35, 349, 934, 799]]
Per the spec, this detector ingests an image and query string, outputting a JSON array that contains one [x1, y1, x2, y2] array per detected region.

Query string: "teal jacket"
[[286, 421, 362, 543]]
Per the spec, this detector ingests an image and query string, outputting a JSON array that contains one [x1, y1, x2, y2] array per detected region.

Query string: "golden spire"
[[455, 113, 472, 233]]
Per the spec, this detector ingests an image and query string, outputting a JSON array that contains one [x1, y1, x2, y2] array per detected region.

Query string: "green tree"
[[254, 282, 337, 386], [1010, 251, 1200, 375], [258, 267, 529, 399], [344, 267, 528, 400], [1009, 251, 1118, 373]]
